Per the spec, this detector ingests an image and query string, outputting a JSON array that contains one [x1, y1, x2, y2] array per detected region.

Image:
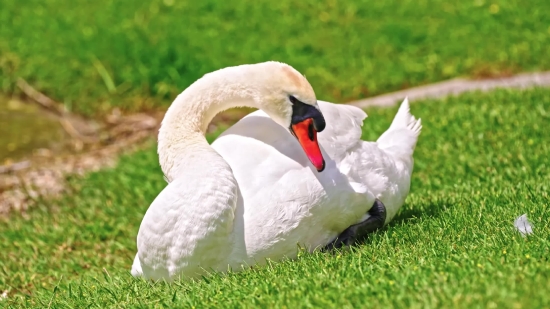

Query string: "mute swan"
[[131, 61, 421, 281]]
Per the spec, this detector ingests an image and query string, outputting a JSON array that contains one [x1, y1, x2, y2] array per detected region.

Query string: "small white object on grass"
[[514, 214, 534, 236], [0, 290, 8, 301]]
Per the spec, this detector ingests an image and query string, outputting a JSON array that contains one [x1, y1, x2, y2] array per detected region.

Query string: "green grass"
[[1, 0, 550, 116], [1, 88, 549, 308]]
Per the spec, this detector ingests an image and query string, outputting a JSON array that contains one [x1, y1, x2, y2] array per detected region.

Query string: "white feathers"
[[137, 60, 422, 281], [514, 214, 534, 236], [388, 97, 422, 134], [376, 98, 422, 163]]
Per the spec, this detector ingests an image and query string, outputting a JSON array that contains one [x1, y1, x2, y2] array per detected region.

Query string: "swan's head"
[[255, 62, 326, 172]]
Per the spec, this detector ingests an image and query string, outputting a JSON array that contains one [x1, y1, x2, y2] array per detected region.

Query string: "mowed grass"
[[1, 0, 550, 116], [1, 88, 549, 308]]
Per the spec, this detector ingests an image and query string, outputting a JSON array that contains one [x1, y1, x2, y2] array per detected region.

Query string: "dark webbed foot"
[[323, 199, 387, 251]]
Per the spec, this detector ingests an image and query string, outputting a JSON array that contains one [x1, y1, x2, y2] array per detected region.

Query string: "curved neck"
[[158, 66, 262, 181]]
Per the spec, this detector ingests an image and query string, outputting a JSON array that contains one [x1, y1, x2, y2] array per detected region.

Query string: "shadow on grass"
[[390, 200, 447, 227], [351, 199, 449, 248]]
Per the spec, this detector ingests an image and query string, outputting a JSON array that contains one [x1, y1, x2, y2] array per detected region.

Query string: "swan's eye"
[[289, 95, 298, 104]]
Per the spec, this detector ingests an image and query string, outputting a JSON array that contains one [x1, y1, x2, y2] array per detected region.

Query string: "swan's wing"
[[339, 140, 413, 223], [211, 112, 376, 253], [315, 101, 367, 161]]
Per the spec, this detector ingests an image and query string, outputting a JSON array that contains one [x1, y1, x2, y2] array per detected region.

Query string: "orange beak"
[[291, 118, 325, 172]]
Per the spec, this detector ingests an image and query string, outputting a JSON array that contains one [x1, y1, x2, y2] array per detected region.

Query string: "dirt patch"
[[0, 80, 253, 216], [0, 98, 68, 161], [0, 135, 153, 215], [0, 80, 163, 215]]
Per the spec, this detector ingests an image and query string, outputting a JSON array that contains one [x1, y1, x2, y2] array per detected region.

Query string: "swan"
[[131, 61, 422, 281]]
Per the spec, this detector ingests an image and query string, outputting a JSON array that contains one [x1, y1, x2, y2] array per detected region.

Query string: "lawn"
[[1, 0, 549, 116], [1, 88, 549, 308]]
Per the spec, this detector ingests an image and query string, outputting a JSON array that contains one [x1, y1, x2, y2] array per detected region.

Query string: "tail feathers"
[[377, 97, 422, 161]]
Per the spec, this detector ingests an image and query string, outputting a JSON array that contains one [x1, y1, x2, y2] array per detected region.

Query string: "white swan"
[[131, 61, 422, 281]]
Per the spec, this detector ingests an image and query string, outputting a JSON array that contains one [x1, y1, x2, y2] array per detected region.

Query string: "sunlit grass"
[[1, 88, 549, 308]]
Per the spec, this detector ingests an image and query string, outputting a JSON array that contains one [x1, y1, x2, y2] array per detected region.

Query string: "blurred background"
[[0, 0, 549, 174]]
